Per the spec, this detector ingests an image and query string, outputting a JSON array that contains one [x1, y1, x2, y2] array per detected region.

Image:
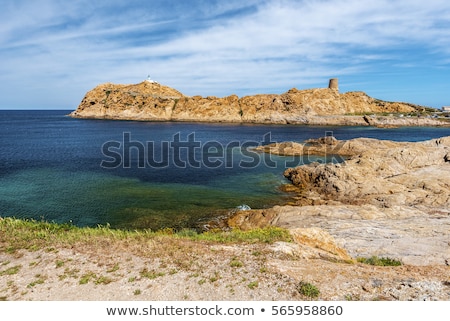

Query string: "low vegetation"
[[296, 281, 320, 299], [0, 265, 21, 276], [357, 256, 402, 266], [0, 217, 292, 253]]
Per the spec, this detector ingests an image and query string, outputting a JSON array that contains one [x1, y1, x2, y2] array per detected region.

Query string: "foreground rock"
[[69, 80, 449, 126], [230, 136, 450, 266]]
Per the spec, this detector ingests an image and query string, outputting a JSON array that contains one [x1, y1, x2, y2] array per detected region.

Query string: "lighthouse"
[[146, 75, 157, 83]]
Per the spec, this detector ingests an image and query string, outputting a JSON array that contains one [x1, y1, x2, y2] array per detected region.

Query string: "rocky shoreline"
[[2, 136, 450, 301], [22, 80, 440, 300], [228, 136, 450, 266], [70, 76, 450, 266]]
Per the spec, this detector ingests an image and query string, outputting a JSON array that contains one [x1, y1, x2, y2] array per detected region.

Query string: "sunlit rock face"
[[69, 80, 420, 124]]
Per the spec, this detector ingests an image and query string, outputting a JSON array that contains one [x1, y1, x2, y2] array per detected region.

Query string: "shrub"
[[297, 281, 320, 299], [357, 256, 402, 266]]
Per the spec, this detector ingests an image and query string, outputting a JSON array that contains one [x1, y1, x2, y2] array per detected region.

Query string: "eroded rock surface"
[[69, 81, 450, 126], [230, 136, 450, 266], [283, 136, 450, 208]]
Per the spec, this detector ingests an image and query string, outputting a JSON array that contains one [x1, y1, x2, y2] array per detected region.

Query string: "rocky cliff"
[[70, 80, 438, 125]]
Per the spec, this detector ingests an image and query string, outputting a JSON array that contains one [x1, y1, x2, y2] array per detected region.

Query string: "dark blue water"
[[1, 110, 449, 230]]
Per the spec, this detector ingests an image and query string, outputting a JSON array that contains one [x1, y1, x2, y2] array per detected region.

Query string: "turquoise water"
[[0, 167, 287, 229], [1, 110, 449, 230]]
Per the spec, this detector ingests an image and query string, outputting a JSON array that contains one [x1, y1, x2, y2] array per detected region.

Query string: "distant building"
[[328, 78, 338, 91], [442, 106, 450, 112]]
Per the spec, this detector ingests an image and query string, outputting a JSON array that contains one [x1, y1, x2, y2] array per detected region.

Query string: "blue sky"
[[1, 0, 450, 110]]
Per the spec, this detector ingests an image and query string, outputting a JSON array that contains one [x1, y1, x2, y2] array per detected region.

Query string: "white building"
[[146, 75, 157, 83], [442, 106, 450, 112]]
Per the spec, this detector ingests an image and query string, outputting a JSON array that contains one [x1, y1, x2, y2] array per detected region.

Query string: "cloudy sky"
[[1, 0, 450, 109]]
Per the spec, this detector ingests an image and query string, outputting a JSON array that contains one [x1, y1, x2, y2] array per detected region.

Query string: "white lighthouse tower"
[[146, 75, 157, 83]]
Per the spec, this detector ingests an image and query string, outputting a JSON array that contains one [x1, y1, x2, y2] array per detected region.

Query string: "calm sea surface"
[[1, 110, 449, 230]]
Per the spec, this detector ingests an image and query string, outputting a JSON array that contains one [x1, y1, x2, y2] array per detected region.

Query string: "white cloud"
[[0, 0, 449, 108]]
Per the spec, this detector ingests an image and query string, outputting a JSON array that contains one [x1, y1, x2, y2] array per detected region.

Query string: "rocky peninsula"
[[69, 79, 449, 127], [230, 136, 450, 268]]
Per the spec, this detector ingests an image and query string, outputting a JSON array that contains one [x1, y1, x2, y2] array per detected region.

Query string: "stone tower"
[[328, 78, 338, 91]]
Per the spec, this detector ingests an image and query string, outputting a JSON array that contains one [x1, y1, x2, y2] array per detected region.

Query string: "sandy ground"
[[1, 237, 449, 301]]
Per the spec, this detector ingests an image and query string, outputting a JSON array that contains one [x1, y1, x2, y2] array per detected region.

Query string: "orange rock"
[[69, 80, 425, 123]]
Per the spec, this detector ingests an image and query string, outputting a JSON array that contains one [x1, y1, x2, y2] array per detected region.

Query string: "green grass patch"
[[77, 272, 113, 285], [55, 260, 65, 268], [79, 272, 97, 285], [297, 281, 320, 299], [106, 263, 120, 273], [95, 275, 114, 285], [180, 227, 292, 244], [0, 265, 21, 276], [59, 267, 80, 280], [0, 217, 292, 252], [140, 268, 165, 280], [229, 258, 243, 268], [357, 256, 402, 266], [27, 274, 46, 288], [209, 272, 220, 283]]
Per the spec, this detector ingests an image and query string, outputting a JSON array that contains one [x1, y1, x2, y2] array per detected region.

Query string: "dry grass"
[[1, 217, 449, 301], [0, 217, 291, 253], [0, 217, 298, 300]]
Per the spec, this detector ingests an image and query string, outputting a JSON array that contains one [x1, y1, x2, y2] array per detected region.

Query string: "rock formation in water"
[[69, 79, 447, 126]]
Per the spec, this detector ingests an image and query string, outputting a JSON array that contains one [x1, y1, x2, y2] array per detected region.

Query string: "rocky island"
[[69, 78, 449, 127]]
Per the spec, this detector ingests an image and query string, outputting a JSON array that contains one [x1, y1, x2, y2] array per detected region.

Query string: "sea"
[[1, 110, 449, 230]]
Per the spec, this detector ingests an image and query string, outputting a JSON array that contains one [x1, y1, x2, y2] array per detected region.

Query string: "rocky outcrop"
[[69, 80, 448, 125], [172, 95, 241, 122], [283, 136, 450, 207], [70, 82, 183, 121], [228, 136, 450, 266], [272, 204, 450, 266]]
